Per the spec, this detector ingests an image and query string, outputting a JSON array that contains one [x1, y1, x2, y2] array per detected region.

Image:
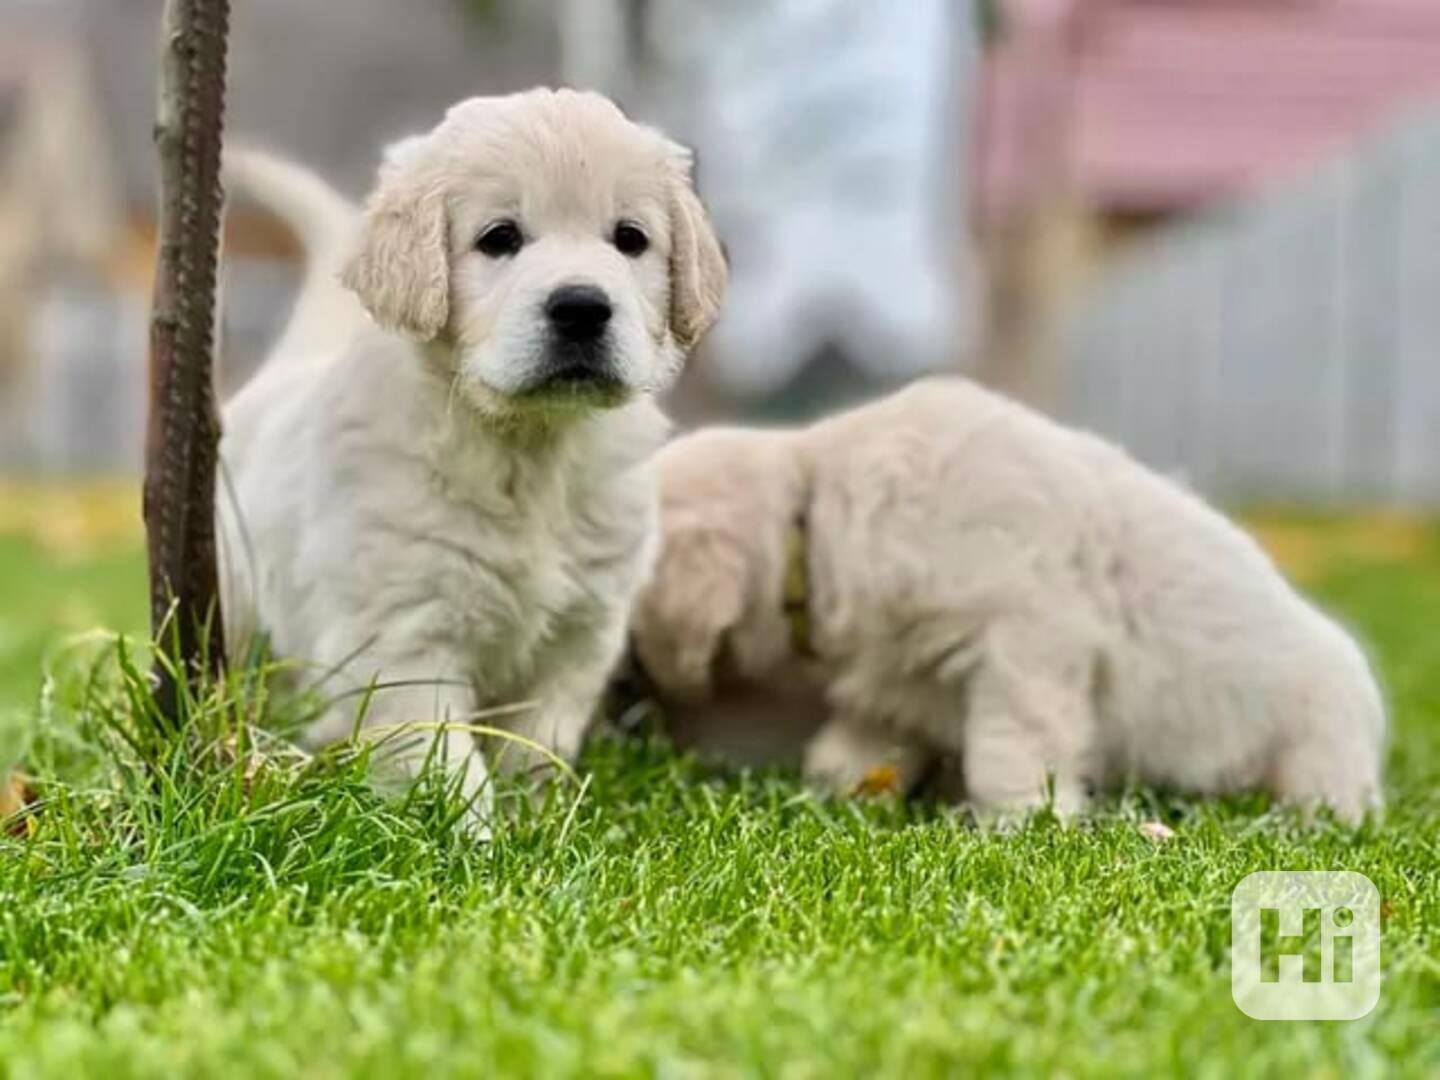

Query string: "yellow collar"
[[782, 516, 813, 657]]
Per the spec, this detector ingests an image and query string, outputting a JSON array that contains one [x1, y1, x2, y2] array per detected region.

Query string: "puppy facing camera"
[[339, 91, 725, 422], [220, 88, 727, 831]]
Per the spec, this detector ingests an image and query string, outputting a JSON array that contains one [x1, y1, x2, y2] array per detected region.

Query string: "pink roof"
[[978, 0, 1440, 218]]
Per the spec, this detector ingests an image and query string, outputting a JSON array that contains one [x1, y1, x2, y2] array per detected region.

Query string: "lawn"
[[0, 493, 1437, 1078]]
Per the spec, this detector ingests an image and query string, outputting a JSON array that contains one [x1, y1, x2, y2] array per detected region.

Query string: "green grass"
[[1, 521, 1439, 1078], [0, 535, 145, 714]]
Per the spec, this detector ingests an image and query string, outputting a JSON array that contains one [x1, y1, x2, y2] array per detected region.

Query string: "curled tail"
[[224, 146, 364, 363]]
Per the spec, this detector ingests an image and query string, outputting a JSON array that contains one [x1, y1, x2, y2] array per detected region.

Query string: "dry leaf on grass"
[[1, 770, 37, 836], [210, 735, 311, 795], [857, 764, 901, 796], [1138, 820, 1176, 843]]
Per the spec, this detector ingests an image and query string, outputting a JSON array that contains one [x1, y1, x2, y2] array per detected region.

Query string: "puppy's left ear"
[[341, 160, 450, 341], [667, 148, 728, 353]]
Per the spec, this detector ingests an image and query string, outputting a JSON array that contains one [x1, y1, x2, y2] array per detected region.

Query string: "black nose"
[[546, 284, 613, 342]]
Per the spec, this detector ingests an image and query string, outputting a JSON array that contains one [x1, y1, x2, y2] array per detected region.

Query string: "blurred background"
[[0, 0, 1438, 504]]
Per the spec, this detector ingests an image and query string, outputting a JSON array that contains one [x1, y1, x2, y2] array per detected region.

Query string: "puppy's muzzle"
[[526, 284, 624, 396]]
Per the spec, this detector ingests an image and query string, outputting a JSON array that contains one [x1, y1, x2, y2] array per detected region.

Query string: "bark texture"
[[145, 0, 231, 723]]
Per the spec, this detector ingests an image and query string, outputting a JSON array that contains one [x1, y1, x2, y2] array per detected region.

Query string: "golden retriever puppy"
[[220, 90, 726, 830], [630, 378, 1386, 823]]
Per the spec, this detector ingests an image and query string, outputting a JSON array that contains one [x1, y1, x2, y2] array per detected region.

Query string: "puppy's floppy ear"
[[341, 156, 449, 341], [666, 147, 728, 353], [632, 527, 744, 702]]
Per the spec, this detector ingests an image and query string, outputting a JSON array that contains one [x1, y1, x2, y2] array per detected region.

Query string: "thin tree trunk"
[[145, 0, 231, 725]]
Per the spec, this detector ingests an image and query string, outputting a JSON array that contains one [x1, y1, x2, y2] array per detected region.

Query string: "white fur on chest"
[[221, 334, 662, 705]]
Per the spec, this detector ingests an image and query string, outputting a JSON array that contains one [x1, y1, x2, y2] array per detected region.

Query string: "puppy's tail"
[[224, 145, 365, 362]]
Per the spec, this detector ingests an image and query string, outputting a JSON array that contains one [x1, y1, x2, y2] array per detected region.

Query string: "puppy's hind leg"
[[1270, 735, 1383, 826], [962, 620, 1099, 828]]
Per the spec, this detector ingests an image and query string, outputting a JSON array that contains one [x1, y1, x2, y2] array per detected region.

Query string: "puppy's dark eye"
[[476, 219, 524, 258], [613, 221, 649, 258]]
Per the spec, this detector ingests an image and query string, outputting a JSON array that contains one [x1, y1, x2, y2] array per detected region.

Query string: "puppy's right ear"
[[341, 161, 449, 341]]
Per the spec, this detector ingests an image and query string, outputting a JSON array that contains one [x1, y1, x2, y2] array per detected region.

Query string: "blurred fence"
[[1059, 106, 1440, 505]]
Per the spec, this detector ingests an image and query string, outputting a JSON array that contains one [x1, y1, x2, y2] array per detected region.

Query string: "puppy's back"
[[807, 376, 1386, 766]]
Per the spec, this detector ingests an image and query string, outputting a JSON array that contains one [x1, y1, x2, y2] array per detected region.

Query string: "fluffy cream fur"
[[219, 89, 726, 830], [631, 378, 1386, 823]]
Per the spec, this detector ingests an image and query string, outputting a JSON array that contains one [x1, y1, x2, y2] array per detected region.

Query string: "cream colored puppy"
[[631, 378, 1386, 823], [220, 89, 725, 827]]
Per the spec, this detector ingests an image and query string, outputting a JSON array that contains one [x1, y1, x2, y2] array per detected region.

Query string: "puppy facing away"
[[219, 89, 726, 827], [630, 378, 1386, 823]]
